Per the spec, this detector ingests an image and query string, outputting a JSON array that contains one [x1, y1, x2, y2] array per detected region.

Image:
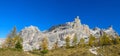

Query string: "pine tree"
[[100, 33, 112, 46], [41, 37, 48, 50], [11, 26, 17, 37], [14, 35, 23, 43], [72, 34, 77, 47], [88, 34, 96, 47], [2, 26, 23, 49], [113, 36, 120, 44], [94, 38, 99, 47], [15, 41, 22, 50], [14, 35, 23, 50], [115, 37, 120, 44], [65, 36, 70, 48], [79, 38, 85, 47], [100, 36, 104, 46], [104, 34, 111, 45], [9, 26, 17, 38], [41, 37, 49, 55], [52, 40, 59, 49], [2, 36, 13, 48]]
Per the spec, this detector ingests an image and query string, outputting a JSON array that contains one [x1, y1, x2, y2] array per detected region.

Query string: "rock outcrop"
[[0, 39, 5, 48], [19, 26, 44, 51], [19, 16, 118, 51]]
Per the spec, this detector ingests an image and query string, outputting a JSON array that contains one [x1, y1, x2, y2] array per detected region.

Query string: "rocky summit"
[[19, 16, 118, 51]]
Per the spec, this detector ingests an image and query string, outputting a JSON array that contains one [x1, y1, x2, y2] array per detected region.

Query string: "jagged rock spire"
[[73, 16, 81, 28], [74, 16, 81, 24], [108, 25, 113, 30]]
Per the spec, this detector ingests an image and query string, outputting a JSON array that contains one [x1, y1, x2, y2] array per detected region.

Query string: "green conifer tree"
[[15, 41, 23, 50]]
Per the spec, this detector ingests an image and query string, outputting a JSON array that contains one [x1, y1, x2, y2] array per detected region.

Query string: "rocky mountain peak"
[[93, 27, 101, 31], [48, 16, 82, 32], [74, 16, 81, 24], [73, 16, 81, 28], [18, 16, 118, 51], [23, 25, 40, 32], [108, 25, 113, 30]]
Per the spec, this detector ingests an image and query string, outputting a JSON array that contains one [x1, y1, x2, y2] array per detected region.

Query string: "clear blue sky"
[[0, 0, 120, 38]]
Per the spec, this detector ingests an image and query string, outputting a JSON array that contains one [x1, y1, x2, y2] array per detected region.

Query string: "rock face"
[[19, 16, 118, 51], [0, 39, 5, 48], [19, 26, 44, 51], [90, 26, 118, 38]]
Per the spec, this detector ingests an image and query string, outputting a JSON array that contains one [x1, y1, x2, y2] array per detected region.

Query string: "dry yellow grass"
[[1, 44, 120, 56], [97, 44, 120, 56], [45, 47, 95, 56], [0, 48, 39, 56]]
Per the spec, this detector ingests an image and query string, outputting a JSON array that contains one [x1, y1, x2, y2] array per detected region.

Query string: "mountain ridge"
[[19, 16, 118, 51]]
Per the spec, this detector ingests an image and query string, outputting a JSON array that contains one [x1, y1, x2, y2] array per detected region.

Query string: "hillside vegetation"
[[1, 44, 120, 56], [1, 26, 120, 56]]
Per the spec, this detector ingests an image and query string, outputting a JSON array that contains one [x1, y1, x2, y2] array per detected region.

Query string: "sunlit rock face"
[[19, 25, 44, 51], [90, 26, 118, 38], [19, 16, 118, 51], [104, 26, 118, 37], [0, 39, 5, 48]]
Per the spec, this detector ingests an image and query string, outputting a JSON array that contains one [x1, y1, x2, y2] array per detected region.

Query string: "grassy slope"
[[45, 47, 95, 56], [0, 48, 39, 56], [0, 44, 120, 56], [29, 46, 95, 56], [97, 44, 120, 56]]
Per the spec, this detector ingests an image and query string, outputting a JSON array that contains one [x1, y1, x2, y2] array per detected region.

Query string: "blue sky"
[[0, 0, 120, 38]]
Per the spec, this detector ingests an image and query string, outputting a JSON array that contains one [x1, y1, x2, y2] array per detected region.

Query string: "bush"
[[41, 49, 48, 54]]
